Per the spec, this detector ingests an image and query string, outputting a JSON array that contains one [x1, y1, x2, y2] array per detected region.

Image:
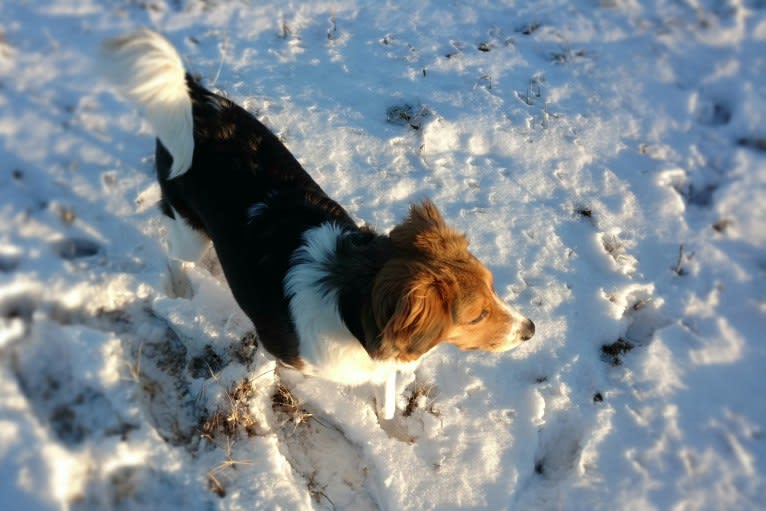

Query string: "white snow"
[[1, 0, 765, 509]]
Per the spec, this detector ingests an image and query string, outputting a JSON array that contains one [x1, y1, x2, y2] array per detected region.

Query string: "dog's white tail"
[[101, 29, 193, 179]]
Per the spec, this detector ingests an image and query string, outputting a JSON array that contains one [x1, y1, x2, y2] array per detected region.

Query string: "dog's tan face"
[[372, 200, 535, 362]]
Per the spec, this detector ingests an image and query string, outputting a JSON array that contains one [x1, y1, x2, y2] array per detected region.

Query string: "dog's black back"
[[156, 76, 360, 365]]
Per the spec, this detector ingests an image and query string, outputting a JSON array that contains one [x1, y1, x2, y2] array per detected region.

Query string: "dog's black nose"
[[521, 320, 535, 341]]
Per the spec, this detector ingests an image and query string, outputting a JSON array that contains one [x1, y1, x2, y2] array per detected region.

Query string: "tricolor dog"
[[101, 30, 534, 420]]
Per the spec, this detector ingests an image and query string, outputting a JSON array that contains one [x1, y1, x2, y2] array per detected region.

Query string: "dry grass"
[[198, 378, 263, 498], [205, 436, 254, 499], [673, 244, 693, 276], [271, 383, 313, 427], [206, 458, 254, 498], [122, 341, 144, 382], [403, 383, 439, 417], [601, 338, 635, 366], [306, 470, 334, 507], [201, 378, 259, 440], [386, 103, 431, 130], [232, 331, 258, 366]]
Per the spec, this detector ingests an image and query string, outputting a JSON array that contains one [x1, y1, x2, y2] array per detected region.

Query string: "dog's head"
[[371, 200, 535, 361]]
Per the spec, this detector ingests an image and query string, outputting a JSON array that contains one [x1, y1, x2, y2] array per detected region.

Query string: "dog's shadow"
[[1, 287, 207, 447]]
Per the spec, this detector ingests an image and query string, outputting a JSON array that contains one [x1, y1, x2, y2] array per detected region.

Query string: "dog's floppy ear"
[[371, 260, 454, 361], [389, 199, 468, 257]]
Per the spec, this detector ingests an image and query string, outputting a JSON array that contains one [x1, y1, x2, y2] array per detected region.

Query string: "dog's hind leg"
[[160, 200, 209, 298], [163, 207, 209, 263]]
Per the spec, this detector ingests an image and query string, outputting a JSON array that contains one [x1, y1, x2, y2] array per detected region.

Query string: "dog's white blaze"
[[285, 223, 415, 417], [101, 29, 194, 179], [496, 297, 532, 351]]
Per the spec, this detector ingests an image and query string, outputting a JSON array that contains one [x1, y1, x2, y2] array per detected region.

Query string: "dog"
[[101, 30, 534, 420]]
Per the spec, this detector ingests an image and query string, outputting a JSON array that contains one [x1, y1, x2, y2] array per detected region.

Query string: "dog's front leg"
[[382, 371, 397, 420]]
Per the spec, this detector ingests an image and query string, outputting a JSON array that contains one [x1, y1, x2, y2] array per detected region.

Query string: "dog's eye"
[[469, 309, 489, 325]]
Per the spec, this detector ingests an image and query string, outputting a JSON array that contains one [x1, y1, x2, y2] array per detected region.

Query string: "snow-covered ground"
[[1, 0, 765, 509]]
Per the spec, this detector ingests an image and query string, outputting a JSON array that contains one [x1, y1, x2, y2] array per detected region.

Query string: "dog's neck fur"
[[317, 228, 394, 358]]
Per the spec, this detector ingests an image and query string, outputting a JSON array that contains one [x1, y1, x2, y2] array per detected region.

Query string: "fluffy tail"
[[101, 29, 193, 179]]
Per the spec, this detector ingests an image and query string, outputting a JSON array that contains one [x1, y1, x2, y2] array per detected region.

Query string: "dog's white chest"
[[299, 326, 392, 386], [284, 223, 413, 387]]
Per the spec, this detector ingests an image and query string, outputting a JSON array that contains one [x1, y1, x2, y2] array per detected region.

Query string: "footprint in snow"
[[693, 96, 733, 127], [5, 294, 135, 445], [601, 285, 671, 365], [2, 289, 199, 447], [73, 465, 206, 511], [50, 237, 101, 260], [598, 231, 638, 277], [0, 252, 21, 273], [271, 379, 379, 510]]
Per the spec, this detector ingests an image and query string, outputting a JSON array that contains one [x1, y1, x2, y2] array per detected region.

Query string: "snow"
[[1, 0, 765, 509]]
